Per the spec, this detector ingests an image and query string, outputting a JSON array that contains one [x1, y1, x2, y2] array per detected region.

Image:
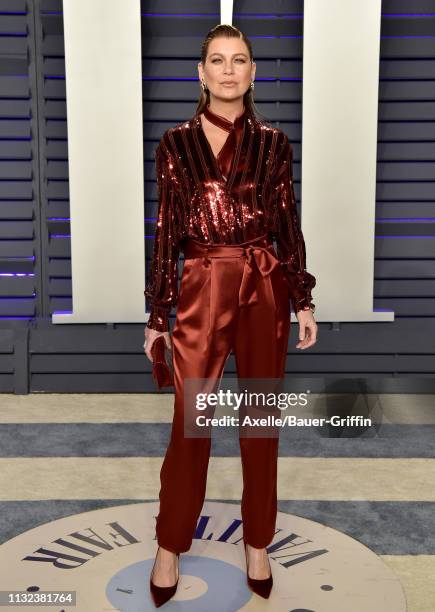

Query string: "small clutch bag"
[[150, 335, 174, 388]]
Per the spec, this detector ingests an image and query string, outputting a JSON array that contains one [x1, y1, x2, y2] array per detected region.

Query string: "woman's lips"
[[222, 82, 237, 86]]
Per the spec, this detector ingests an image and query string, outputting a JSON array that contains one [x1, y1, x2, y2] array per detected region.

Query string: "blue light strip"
[[0, 273, 34, 277], [383, 13, 435, 17], [0, 316, 39, 320], [374, 234, 435, 238], [378, 218, 435, 222], [38, 9, 435, 18]]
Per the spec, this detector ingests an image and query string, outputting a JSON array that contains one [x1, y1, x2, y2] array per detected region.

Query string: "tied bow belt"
[[182, 233, 284, 337]]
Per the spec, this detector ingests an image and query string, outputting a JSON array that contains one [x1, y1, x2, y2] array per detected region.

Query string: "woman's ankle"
[[158, 545, 178, 558]]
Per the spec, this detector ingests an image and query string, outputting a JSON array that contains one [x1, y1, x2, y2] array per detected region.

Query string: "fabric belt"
[[182, 233, 281, 337]]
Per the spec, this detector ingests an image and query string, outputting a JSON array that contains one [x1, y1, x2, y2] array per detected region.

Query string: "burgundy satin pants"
[[155, 233, 291, 553]]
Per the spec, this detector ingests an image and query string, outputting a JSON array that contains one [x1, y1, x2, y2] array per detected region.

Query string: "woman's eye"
[[211, 58, 246, 63]]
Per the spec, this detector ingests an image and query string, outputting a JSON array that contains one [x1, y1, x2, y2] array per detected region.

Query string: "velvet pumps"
[[149, 546, 180, 608], [243, 540, 273, 599]]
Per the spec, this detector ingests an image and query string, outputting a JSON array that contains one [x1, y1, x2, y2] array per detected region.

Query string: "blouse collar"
[[203, 104, 248, 132]]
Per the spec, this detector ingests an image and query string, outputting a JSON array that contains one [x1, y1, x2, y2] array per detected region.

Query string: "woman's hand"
[[295, 310, 318, 350], [143, 326, 172, 362]]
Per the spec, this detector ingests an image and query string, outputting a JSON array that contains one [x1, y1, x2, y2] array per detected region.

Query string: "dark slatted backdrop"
[[0, 0, 434, 393]]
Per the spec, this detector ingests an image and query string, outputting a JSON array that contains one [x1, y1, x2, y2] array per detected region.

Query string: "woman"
[[144, 24, 317, 607]]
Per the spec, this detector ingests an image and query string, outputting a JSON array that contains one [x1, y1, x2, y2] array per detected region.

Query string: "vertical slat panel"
[[0, 0, 433, 393]]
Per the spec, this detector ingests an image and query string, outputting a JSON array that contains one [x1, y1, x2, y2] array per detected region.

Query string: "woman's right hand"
[[143, 326, 172, 363]]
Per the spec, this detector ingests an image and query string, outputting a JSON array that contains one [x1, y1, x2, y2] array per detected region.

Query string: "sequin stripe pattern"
[[257, 125, 278, 234], [189, 118, 221, 239], [144, 138, 183, 332], [145, 107, 317, 332], [272, 134, 316, 313]]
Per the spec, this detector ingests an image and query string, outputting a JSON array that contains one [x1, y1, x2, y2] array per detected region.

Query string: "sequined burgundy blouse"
[[145, 104, 316, 332]]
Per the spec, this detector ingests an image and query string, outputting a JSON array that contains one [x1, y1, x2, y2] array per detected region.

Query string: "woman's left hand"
[[295, 309, 318, 350]]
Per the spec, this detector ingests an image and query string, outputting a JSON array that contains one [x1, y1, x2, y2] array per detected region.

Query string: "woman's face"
[[198, 36, 256, 103]]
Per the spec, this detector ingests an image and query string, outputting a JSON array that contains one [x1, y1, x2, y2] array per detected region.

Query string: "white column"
[[53, 0, 145, 323], [301, 0, 392, 321]]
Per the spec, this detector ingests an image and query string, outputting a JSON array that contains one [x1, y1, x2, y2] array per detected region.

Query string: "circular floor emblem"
[[0, 501, 406, 611]]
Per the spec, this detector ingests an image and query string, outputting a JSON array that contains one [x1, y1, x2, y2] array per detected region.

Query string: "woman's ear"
[[251, 61, 256, 82]]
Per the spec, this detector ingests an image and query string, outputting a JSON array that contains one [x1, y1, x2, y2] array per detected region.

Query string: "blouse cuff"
[[294, 296, 316, 314], [281, 266, 316, 314], [146, 305, 170, 332]]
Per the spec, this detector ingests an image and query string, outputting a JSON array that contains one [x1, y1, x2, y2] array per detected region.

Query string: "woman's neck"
[[206, 100, 245, 124]]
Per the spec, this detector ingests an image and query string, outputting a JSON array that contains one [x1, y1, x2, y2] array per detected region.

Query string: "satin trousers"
[[155, 233, 291, 553]]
